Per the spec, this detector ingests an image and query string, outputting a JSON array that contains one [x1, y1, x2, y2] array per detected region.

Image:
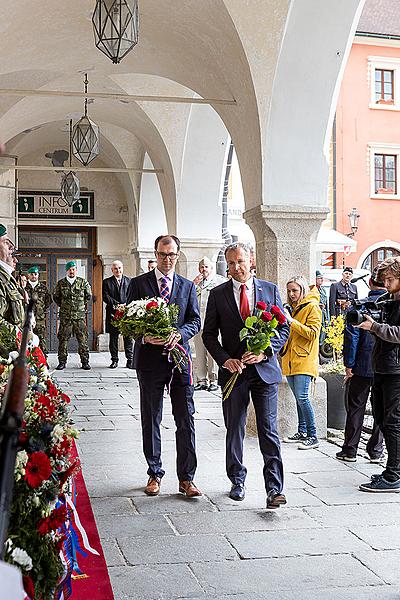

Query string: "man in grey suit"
[[102, 260, 133, 369]]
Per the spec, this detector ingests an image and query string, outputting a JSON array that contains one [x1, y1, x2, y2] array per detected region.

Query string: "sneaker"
[[359, 477, 400, 493], [208, 383, 219, 392], [369, 454, 384, 464], [194, 383, 208, 391], [371, 473, 384, 482], [298, 436, 319, 450], [336, 450, 357, 462], [283, 432, 307, 443]]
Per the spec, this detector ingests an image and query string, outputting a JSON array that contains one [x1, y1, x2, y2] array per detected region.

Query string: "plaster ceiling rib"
[[0, 165, 162, 174], [0, 88, 236, 106]]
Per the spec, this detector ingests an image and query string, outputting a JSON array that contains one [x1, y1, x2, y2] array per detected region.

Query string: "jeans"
[[286, 374, 317, 438]]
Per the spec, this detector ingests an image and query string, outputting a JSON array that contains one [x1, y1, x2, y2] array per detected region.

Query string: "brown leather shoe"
[[179, 480, 202, 498], [144, 476, 161, 496]]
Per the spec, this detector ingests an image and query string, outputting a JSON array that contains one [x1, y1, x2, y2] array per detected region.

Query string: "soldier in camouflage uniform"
[[53, 260, 92, 370], [0, 224, 25, 333], [26, 265, 52, 356]]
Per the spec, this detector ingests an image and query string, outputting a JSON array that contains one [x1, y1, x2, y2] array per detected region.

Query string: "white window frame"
[[368, 56, 400, 110], [368, 143, 400, 199]]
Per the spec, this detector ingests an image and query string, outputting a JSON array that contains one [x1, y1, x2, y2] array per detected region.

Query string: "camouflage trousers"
[[34, 321, 48, 356], [58, 318, 89, 366]]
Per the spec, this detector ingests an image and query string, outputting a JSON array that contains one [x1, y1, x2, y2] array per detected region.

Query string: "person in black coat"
[[102, 260, 133, 368], [336, 269, 385, 462], [329, 266, 358, 317]]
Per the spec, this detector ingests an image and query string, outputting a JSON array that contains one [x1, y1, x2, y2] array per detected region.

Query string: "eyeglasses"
[[156, 252, 179, 260]]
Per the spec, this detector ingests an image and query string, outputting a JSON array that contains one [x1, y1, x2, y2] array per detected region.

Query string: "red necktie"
[[240, 284, 251, 320]]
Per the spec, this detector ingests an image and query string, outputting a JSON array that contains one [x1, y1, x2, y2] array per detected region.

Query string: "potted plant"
[[319, 314, 346, 429]]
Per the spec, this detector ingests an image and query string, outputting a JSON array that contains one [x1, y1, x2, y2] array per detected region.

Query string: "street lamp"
[[92, 0, 139, 64], [347, 207, 360, 237], [72, 74, 100, 166]]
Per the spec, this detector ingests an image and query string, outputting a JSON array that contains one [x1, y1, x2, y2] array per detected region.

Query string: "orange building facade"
[[334, 33, 400, 271]]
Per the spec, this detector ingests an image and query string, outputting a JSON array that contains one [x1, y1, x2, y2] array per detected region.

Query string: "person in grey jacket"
[[356, 256, 400, 493]]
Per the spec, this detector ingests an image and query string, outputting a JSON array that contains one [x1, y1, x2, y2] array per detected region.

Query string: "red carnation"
[[24, 451, 52, 488], [60, 392, 71, 404], [146, 300, 158, 310], [256, 301, 267, 311], [277, 313, 286, 325], [33, 394, 56, 419], [30, 346, 46, 366], [261, 311, 273, 322], [59, 458, 81, 486], [23, 574, 35, 599], [270, 305, 281, 316], [113, 309, 124, 320], [46, 381, 59, 397]]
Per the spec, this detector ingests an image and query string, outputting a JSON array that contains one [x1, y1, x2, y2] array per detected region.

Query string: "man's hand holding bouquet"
[[112, 297, 187, 371], [223, 302, 286, 399]]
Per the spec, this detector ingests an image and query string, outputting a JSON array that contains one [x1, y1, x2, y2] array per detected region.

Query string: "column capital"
[[244, 204, 329, 236]]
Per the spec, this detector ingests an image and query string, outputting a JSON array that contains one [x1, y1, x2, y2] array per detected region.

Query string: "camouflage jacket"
[[53, 277, 92, 321], [26, 281, 52, 324], [0, 265, 25, 331]]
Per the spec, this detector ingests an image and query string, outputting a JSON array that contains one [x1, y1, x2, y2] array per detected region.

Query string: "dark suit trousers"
[[342, 375, 383, 458], [137, 361, 197, 481], [222, 365, 284, 494], [109, 324, 133, 362], [371, 374, 400, 482]]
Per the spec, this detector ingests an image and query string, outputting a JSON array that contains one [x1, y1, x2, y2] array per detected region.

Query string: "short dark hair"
[[154, 235, 181, 252]]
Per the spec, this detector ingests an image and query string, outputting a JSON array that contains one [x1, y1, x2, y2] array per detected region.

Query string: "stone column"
[[130, 247, 156, 276], [178, 239, 224, 280], [244, 204, 329, 292]]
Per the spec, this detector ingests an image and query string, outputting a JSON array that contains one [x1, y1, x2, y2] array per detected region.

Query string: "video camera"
[[346, 296, 394, 326]]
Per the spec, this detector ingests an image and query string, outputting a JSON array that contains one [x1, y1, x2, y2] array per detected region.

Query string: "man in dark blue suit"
[[127, 235, 202, 498], [202, 242, 290, 509]]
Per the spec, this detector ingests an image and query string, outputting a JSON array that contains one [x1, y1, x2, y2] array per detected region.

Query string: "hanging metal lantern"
[[61, 171, 80, 207], [72, 75, 100, 166], [92, 0, 139, 64]]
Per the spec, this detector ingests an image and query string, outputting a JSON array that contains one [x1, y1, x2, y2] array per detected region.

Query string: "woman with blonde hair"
[[281, 276, 322, 449]]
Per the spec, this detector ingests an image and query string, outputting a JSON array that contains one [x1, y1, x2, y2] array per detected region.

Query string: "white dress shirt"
[[231, 276, 254, 314], [0, 259, 14, 276], [154, 267, 174, 295]]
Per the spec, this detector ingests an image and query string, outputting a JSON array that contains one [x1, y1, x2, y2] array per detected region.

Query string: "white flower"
[[136, 308, 145, 318], [8, 351, 19, 362], [52, 424, 64, 442], [11, 547, 33, 571]]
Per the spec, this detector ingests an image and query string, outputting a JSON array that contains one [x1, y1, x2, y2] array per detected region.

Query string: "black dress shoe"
[[109, 361, 118, 369], [208, 383, 219, 392], [229, 483, 245, 501], [81, 364, 91, 370], [56, 363, 66, 370], [266, 490, 287, 509], [126, 360, 135, 369]]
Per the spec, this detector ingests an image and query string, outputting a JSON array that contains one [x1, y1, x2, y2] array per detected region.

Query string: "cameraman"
[[356, 256, 400, 492], [336, 269, 385, 463]]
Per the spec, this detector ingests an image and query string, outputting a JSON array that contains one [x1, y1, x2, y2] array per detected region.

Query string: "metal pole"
[[217, 141, 234, 276]]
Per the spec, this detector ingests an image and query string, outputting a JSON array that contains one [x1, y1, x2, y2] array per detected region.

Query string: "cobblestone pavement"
[[51, 353, 400, 600]]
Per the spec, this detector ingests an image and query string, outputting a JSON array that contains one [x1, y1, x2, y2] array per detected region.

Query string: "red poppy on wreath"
[[146, 300, 158, 310], [256, 301, 267, 311], [261, 311, 273, 322], [22, 574, 35, 599], [24, 451, 52, 488]]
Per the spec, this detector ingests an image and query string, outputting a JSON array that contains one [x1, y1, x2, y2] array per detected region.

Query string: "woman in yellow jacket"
[[281, 276, 322, 450]]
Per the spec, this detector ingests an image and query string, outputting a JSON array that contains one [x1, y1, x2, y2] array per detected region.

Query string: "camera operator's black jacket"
[[343, 289, 386, 377], [371, 293, 400, 374]]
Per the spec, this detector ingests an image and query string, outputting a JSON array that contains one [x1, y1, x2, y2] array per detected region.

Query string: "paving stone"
[[90, 497, 137, 517], [108, 565, 204, 599], [117, 533, 237, 565], [305, 503, 400, 528], [170, 508, 317, 534], [354, 550, 400, 585], [227, 526, 371, 558], [350, 525, 400, 550], [298, 469, 367, 488], [309, 486, 400, 506], [132, 494, 217, 514], [190, 555, 382, 595], [101, 539, 126, 567], [95, 514, 175, 539]]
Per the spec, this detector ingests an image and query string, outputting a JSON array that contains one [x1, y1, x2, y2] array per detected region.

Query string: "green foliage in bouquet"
[[0, 324, 18, 358], [239, 314, 278, 355], [114, 300, 180, 340]]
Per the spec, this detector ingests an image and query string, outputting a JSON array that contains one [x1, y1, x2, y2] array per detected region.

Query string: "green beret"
[[27, 265, 39, 274], [65, 260, 76, 271], [0, 224, 7, 237]]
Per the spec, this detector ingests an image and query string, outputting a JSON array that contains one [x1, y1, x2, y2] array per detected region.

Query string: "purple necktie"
[[160, 276, 170, 303]]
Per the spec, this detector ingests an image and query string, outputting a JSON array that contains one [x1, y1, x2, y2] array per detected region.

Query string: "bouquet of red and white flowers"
[[112, 297, 188, 371], [223, 302, 286, 400]]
